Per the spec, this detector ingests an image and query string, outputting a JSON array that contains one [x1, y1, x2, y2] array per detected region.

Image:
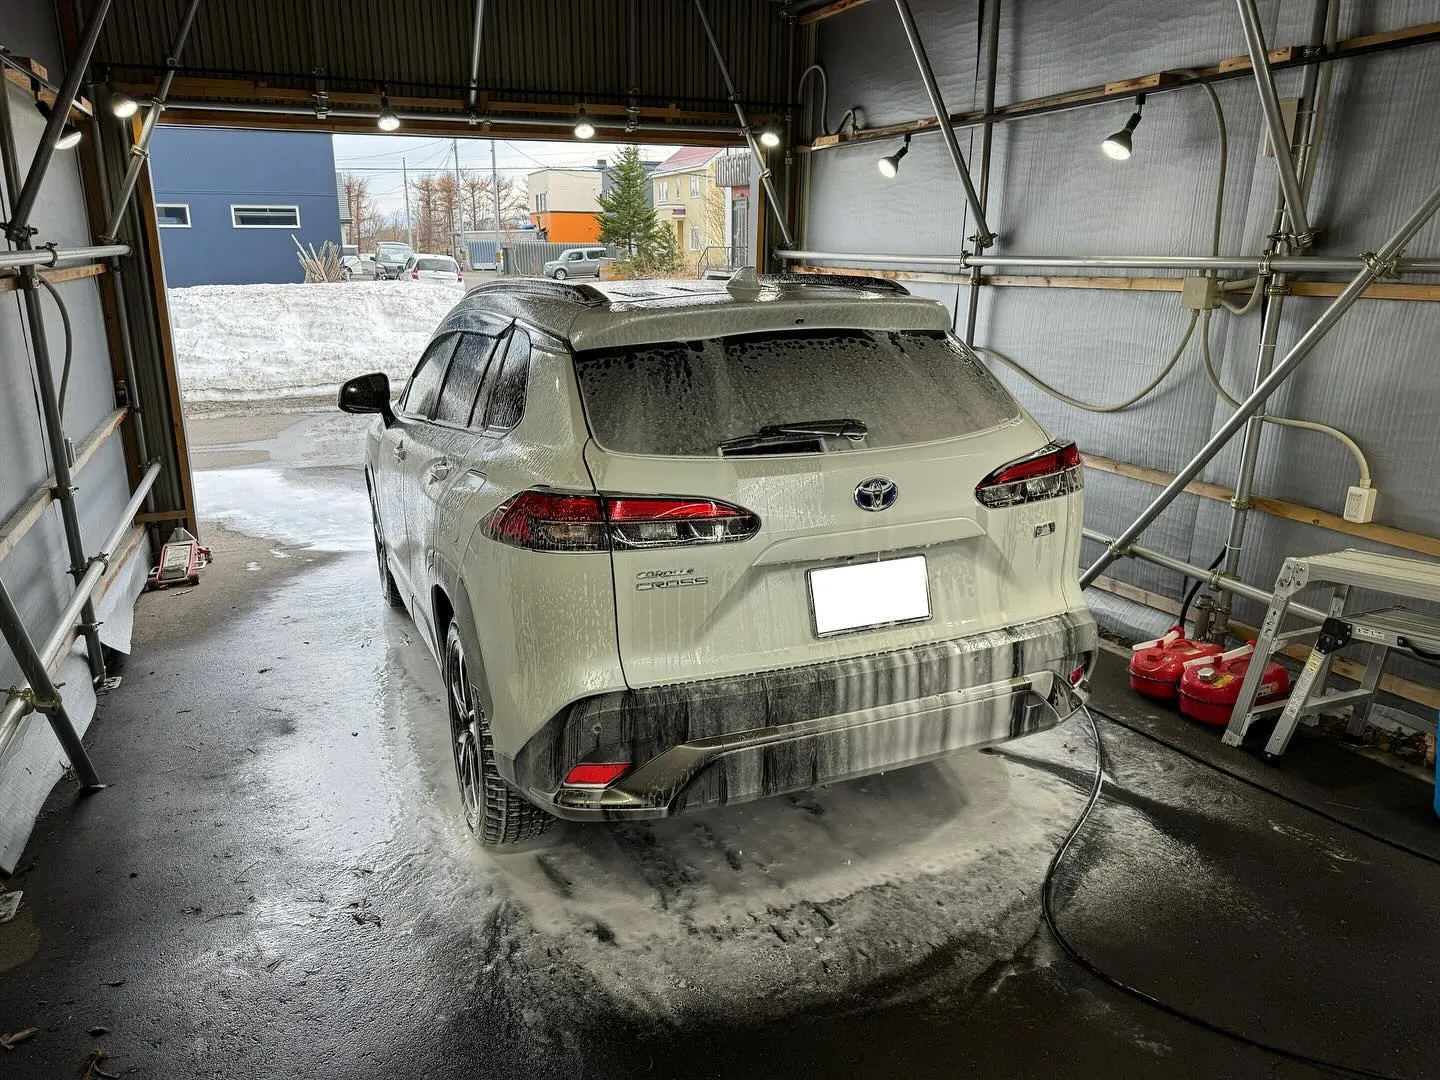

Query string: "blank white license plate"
[[808, 555, 932, 636]]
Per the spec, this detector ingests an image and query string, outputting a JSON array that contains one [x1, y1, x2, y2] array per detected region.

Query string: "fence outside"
[[465, 239, 622, 276]]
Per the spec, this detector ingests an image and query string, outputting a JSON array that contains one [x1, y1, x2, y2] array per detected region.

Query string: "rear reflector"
[[481, 490, 759, 552], [975, 440, 1083, 508], [563, 762, 630, 787]]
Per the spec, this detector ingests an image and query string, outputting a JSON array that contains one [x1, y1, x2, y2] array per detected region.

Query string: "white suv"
[[339, 273, 1096, 846]]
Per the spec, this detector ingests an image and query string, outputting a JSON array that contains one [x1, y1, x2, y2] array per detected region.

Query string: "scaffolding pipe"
[[0, 244, 129, 270], [0, 460, 161, 775], [892, 0, 995, 248], [1080, 180, 1440, 588], [691, 0, 795, 250], [465, 0, 487, 112], [102, 0, 205, 243], [775, 249, 1440, 273], [964, 0, 1002, 343], [1081, 528, 1327, 623], [1235, 0, 1314, 246], [5, 0, 113, 239]]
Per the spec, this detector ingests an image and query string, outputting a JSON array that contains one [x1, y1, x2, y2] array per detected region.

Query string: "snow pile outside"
[[169, 282, 461, 401]]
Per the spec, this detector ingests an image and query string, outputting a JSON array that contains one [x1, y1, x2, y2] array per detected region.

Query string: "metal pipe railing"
[[1080, 180, 1440, 587], [775, 249, 1440, 274], [102, 0, 205, 243], [1081, 527, 1327, 624], [465, 0, 487, 113], [1236, 0, 1315, 247], [893, 0, 995, 249], [964, 0, 1002, 342], [691, 0, 795, 250], [5, 0, 113, 240], [0, 461, 161, 777], [0, 243, 129, 270]]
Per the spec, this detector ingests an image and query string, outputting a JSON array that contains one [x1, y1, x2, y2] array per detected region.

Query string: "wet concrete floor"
[[2, 411, 1438, 1079]]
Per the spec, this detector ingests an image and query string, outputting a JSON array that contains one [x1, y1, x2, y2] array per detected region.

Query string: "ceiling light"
[[757, 126, 781, 149], [573, 108, 596, 140], [377, 93, 400, 132], [877, 133, 911, 179], [1101, 94, 1145, 161], [111, 93, 138, 119], [34, 99, 82, 150]]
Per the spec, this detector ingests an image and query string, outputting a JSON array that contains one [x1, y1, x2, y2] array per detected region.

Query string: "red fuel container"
[[1179, 644, 1290, 726], [1128, 628, 1223, 701]]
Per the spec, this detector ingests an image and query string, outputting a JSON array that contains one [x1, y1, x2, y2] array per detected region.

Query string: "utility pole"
[[491, 138, 502, 274], [402, 156, 413, 247], [452, 137, 465, 264]]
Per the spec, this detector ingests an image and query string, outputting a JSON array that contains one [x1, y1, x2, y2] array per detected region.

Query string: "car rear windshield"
[[572, 328, 1021, 456], [418, 257, 457, 272]]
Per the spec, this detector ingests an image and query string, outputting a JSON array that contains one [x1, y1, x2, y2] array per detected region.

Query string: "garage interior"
[[1, 1, 1438, 1077]]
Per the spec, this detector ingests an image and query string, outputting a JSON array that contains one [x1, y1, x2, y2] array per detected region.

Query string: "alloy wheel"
[[446, 634, 484, 834]]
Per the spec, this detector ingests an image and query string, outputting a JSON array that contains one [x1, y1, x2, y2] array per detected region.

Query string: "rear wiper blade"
[[758, 418, 867, 442]]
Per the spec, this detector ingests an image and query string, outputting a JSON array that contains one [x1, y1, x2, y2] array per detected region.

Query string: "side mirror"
[[338, 372, 394, 425]]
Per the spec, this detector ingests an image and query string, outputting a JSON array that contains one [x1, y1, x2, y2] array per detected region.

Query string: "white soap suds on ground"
[[169, 282, 461, 401]]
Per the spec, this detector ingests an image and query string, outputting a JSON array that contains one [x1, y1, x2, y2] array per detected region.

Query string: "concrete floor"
[[2, 411, 1438, 1079]]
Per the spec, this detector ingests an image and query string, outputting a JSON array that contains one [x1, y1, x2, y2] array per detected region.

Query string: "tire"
[[552, 267, 567, 280], [369, 486, 403, 608], [444, 622, 555, 846]]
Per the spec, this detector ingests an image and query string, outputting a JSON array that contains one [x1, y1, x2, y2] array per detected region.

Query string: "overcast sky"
[[332, 134, 682, 217]]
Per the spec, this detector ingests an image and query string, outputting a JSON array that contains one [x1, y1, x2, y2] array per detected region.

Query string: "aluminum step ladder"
[[1221, 550, 1440, 759]]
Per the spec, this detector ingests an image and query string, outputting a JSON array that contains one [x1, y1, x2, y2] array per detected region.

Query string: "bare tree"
[[460, 170, 529, 231], [340, 172, 380, 249]]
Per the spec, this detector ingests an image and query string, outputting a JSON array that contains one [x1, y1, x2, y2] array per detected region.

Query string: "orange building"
[[527, 168, 604, 243]]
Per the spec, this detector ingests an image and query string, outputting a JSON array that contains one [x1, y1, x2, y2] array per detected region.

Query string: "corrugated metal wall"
[[805, 0, 1440, 708], [94, 0, 792, 110]]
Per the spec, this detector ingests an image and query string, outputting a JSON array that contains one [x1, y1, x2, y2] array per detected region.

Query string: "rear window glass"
[[573, 329, 1020, 456], [417, 257, 457, 272]]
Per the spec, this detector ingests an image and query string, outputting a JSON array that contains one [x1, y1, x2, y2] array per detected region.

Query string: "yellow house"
[[650, 146, 728, 271]]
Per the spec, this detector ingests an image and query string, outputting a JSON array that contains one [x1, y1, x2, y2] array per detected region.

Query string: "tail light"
[[456, 270, 464, 283], [975, 440, 1083, 508], [410, 267, 419, 280], [480, 489, 760, 552]]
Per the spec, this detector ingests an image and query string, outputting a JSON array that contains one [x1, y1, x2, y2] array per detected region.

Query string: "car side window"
[[476, 328, 531, 432], [434, 332, 498, 426], [399, 334, 457, 418]]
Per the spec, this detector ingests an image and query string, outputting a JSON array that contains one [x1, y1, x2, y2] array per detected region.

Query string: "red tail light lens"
[[481, 490, 760, 552], [975, 440, 1083, 508], [563, 762, 630, 787], [410, 268, 419, 280], [456, 271, 464, 282]]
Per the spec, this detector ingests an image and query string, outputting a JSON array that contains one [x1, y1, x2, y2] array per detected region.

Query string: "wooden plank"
[[1090, 576, 1440, 710], [1339, 20, 1440, 52], [1103, 72, 1178, 96], [798, 0, 874, 25], [1083, 453, 1440, 559], [1289, 280, 1440, 302], [2, 57, 93, 117], [72, 408, 128, 475], [0, 262, 107, 296]]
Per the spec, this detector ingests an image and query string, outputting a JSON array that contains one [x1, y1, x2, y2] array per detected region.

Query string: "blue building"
[[149, 128, 343, 287]]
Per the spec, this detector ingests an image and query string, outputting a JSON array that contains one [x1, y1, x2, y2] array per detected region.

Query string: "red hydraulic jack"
[[147, 528, 212, 590]]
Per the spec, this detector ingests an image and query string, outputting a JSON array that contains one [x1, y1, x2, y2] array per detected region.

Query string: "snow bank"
[[168, 282, 462, 401]]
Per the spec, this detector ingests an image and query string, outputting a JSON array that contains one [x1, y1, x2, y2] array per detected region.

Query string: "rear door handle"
[[428, 459, 452, 481], [393, 440, 407, 462]]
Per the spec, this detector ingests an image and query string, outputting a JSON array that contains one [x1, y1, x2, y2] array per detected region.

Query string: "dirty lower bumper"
[[501, 609, 1096, 822]]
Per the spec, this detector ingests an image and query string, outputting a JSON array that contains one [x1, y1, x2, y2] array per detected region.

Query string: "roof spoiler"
[[726, 268, 911, 297]]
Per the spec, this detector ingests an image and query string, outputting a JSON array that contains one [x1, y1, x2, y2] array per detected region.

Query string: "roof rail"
[[469, 278, 609, 307], [760, 272, 911, 296]]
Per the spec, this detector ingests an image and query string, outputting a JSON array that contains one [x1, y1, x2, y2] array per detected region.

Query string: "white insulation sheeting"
[[807, 0, 1440, 694]]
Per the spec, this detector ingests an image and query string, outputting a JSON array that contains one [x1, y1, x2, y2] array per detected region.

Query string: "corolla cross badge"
[[854, 476, 899, 512]]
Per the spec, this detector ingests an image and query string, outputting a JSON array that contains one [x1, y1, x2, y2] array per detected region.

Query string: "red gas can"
[[1128, 628, 1223, 701], [1178, 643, 1290, 726]]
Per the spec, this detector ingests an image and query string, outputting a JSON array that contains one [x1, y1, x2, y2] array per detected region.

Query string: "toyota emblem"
[[854, 477, 898, 512]]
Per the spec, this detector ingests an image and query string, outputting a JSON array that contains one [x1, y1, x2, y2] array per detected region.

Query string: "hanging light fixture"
[[1101, 94, 1145, 161], [110, 93, 138, 119], [573, 107, 596, 140], [757, 125, 781, 149], [877, 133, 911, 178], [33, 98, 82, 150], [377, 91, 401, 132]]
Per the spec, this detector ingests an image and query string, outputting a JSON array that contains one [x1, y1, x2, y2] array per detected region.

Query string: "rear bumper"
[[501, 608, 1096, 822]]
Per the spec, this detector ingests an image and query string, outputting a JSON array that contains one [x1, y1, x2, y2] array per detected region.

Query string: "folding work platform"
[[1222, 550, 1440, 760]]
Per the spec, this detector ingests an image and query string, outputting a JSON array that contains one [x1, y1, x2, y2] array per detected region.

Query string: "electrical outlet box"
[[1181, 274, 1222, 310], [1344, 485, 1377, 524]]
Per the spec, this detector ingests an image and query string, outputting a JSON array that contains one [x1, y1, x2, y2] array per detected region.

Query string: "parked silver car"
[[542, 246, 606, 279]]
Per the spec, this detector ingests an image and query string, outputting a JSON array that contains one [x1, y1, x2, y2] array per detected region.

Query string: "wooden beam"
[[1288, 280, 1440, 302], [798, 0, 875, 26], [807, 20, 1440, 151], [0, 262, 107, 295], [1082, 453, 1440, 560], [2, 56, 94, 118], [1089, 575, 1440, 710]]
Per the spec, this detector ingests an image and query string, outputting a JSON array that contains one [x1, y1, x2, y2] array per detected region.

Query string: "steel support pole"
[[5, 0, 113, 240], [964, 0, 1002, 343], [101, 0, 203, 242], [0, 244, 128, 269], [1235, 0, 1314, 246], [893, 0, 995, 249], [1080, 181, 1440, 588], [691, 0, 795, 250], [775, 249, 1440, 273], [465, 0, 487, 113]]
